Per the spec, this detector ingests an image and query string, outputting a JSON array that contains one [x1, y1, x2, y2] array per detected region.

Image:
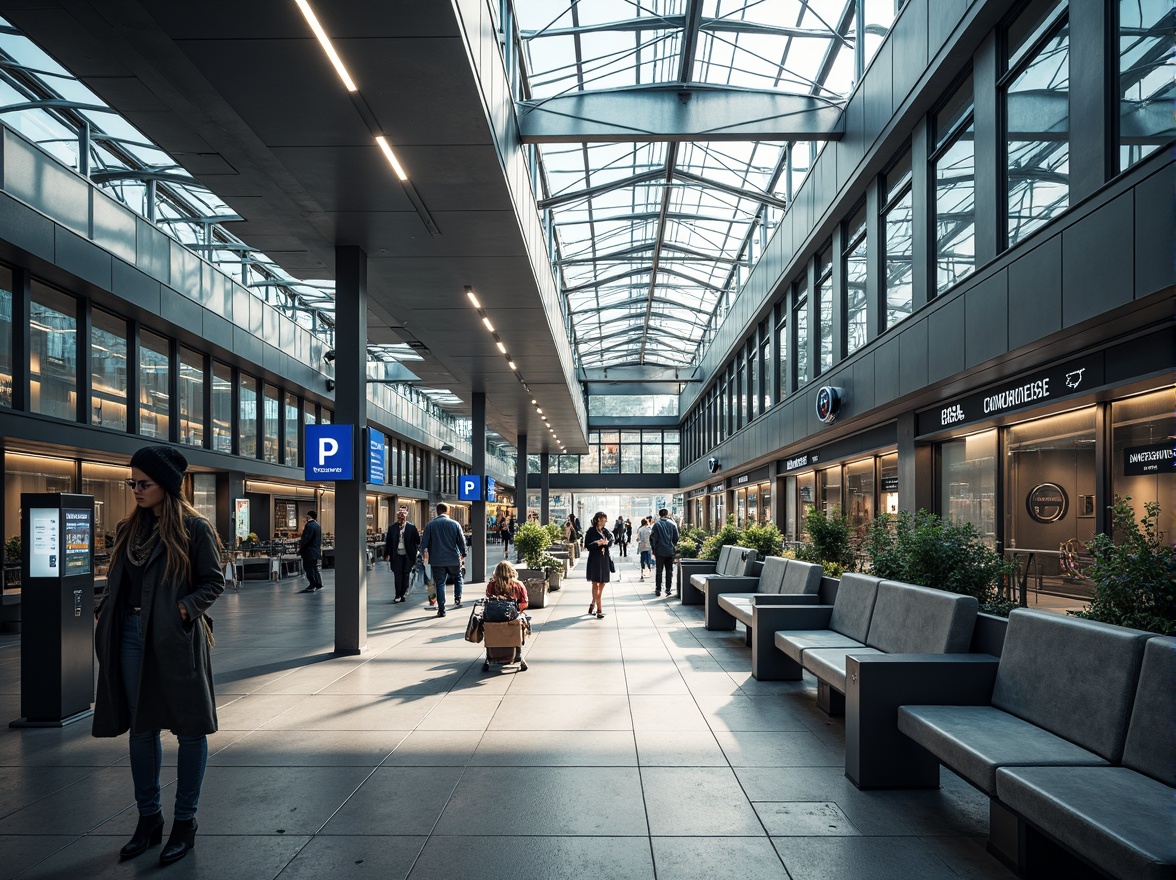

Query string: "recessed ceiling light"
[[536, 408, 542, 414], [374, 135, 408, 180], [295, 0, 358, 92]]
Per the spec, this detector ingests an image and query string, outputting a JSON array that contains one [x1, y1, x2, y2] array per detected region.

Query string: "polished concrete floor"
[[0, 551, 1015, 880]]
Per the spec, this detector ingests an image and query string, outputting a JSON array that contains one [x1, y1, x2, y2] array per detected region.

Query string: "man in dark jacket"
[[420, 502, 466, 617], [299, 510, 323, 592], [650, 508, 680, 597], [384, 506, 421, 603]]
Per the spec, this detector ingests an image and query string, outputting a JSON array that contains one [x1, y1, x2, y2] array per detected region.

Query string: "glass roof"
[[514, 0, 897, 370]]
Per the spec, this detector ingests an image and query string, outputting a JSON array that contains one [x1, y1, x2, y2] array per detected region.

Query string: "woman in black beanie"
[[93, 445, 224, 866]]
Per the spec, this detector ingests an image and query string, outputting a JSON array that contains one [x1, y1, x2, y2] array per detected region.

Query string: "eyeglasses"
[[125, 479, 157, 491]]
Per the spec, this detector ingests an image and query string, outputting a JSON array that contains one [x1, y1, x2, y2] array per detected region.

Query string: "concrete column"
[[514, 432, 527, 562], [539, 452, 550, 525], [333, 246, 368, 656], [469, 392, 486, 583]]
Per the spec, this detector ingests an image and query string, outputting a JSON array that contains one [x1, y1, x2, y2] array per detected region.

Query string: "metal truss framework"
[[513, 0, 900, 373]]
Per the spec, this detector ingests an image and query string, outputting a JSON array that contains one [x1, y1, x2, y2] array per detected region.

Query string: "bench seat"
[[774, 629, 868, 664], [899, 705, 1111, 795], [995, 765, 1176, 880], [801, 646, 884, 692], [706, 556, 821, 631]]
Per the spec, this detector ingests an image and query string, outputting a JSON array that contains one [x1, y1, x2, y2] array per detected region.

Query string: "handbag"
[[483, 597, 520, 622], [464, 605, 483, 643], [608, 555, 616, 573]]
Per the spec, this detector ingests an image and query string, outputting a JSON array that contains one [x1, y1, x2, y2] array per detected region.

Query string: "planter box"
[[517, 570, 546, 609], [547, 569, 562, 591]]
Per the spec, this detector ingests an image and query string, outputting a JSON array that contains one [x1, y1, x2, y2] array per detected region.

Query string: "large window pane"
[[642, 443, 662, 473], [794, 278, 809, 387], [91, 309, 127, 430], [212, 362, 232, 453], [817, 247, 833, 373], [30, 283, 76, 420], [845, 235, 868, 354], [262, 383, 279, 463], [775, 312, 788, 401], [284, 392, 300, 465], [0, 267, 12, 408], [1006, 19, 1070, 247], [940, 430, 997, 547], [81, 461, 136, 577], [622, 444, 641, 473], [178, 346, 204, 446], [883, 189, 914, 327], [663, 443, 679, 474], [1112, 387, 1176, 541], [239, 373, 257, 458], [936, 125, 976, 293], [1119, 0, 1175, 170], [139, 329, 169, 439]]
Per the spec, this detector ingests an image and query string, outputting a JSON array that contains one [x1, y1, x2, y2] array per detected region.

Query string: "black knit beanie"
[[129, 446, 188, 497]]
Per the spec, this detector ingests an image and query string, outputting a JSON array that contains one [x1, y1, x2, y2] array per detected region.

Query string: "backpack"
[[483, 597, 520, 622]]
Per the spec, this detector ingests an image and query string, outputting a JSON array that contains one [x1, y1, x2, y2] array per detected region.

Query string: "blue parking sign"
[[306, 424, 354, 481], [458, 475, 482, 501], [485, 477, 496, 502]]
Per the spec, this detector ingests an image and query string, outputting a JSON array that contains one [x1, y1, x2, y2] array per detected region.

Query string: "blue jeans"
[[121, 612, 208, 820], [640, 549, 653, 570], [433, 564, 462, 612]]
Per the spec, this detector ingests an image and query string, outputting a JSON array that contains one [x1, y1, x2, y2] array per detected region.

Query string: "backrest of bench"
[[717, 546, 756, 577], [757, 557, 788, 594], [1121, 636, 1176, 786], [715, 545, 733, 572], [828, 573, 881, 642], [993, 609, 1151, 763], [866, 581, 978, 654], [781, 559, 822, 595]]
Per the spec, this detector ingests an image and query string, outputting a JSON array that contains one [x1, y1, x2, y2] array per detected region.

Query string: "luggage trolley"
[[471, 599, 530, 673]]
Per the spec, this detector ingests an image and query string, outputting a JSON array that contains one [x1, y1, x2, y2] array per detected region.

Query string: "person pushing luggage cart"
[[476, 561, 530, 672]]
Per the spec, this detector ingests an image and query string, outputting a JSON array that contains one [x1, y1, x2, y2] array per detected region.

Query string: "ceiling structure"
[[513, 0, 897, 373], [0, 0, 900, 456]]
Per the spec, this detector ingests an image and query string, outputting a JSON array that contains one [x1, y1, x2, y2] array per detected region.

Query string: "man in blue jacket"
[[420, 502, 467, 617], [649, 508, 679, 598]]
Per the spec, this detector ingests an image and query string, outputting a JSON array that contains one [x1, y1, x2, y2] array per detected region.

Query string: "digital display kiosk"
[[12, 493, 95, 727]]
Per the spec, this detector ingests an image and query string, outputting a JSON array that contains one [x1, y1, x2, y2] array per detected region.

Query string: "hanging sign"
[[306, 424, 354, 481], [1123, 442, 1176, 476]]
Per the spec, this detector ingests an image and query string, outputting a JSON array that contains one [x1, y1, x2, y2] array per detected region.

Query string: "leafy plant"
[[1072, 499, 1176, 635], [676, 537, 700, 558], [739, 521, 784, 559], [699, 518, 743, 560], [4, 536, 19, 563], [514, 522, 551, 569], [542, 522, 564, 543], [797, 507, 854, 570], [682, 526, 709, 545], [537, 552, 564, 573], [864, 510, 1014, 615]]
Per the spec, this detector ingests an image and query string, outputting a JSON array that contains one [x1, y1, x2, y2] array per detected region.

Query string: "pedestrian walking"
[[420, 502, 467, 617], [298, 511, 323, 592], [385, 506, 420, 602], [650, 508, 679, 597], [585, 512, 613, 619]]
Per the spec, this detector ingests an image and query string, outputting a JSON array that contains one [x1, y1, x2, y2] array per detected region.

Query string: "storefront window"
[[735, 488, 747, 528], [82, 461, 136, 576], [191, 473, 216, 531], [5, 453, 75, 549], [212, 362, 232, 453], [941, 430, 997, 547], [796, 472, 815, 539], [1119, 0, 1174, 171], [0, 268, 11, 408], [139, 329, 169, 439], [1111, 388, 1175, 541], [845, 458, 875, 537], [879, 453, 899, 517], [239, 373, 257, 458], [746, 488, 759, 524], [817, 466, 842, 516], [91, 309, 127, 430], [178, 346, 204, 447], [30, 283, 77, 421]]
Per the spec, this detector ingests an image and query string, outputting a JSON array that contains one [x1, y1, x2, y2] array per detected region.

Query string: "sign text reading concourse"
[[918, 357, 1104, 435]]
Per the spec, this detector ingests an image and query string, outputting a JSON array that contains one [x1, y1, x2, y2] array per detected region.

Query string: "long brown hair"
[[111, 493, 223, 587], [488, 560, 518, 598]]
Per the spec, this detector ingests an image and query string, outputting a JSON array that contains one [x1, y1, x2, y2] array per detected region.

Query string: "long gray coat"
[[92, 515, 224, 737]]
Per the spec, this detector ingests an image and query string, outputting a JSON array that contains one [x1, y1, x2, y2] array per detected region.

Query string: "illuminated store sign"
[[918, 356, 1104, 434], [1123, 442, 1176, 476], [783, 450, 822, 472]]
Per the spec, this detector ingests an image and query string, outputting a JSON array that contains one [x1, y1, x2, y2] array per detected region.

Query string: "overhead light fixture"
[[375, 135, 408, 181], [536, 408, 542, 414], [496, 341, 506, 354], [294, 0, 357, 92], [530, 399, 537, 405], [466, 288, 480, 308], [482, 317, 494, 332], [508, 361, 517, 370]]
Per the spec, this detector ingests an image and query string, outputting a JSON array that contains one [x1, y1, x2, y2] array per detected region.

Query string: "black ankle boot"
[[159, 817, 197, 865], [119, 811, 164, 861]]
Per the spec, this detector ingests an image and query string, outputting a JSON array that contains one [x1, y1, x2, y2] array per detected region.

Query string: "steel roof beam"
[[519, 84, 844, 143]]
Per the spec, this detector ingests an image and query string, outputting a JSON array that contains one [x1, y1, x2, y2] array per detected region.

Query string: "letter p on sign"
[[318, 437, 338, 463]]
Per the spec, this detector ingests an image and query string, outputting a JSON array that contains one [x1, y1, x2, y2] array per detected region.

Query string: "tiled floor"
[[0, 553, 1015, 879]]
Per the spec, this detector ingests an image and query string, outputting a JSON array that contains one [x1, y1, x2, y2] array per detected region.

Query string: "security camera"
[[324, 350, 335, 363], [326, 379, 335, 392]]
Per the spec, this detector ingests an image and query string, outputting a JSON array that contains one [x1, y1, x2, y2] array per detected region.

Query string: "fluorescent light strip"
[[496, 341, 506, 354], [483, 317, 494, 332], [466, 289, 481, 308], [294, 0, 358, 92], [375, 136, 408, 181]]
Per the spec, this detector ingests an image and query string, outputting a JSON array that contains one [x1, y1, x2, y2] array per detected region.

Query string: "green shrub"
[[542, 522, 564, 543], [739, 521, 784, 559], [1072, 498, 1176, 635], [676, 537, 700, 558], [4, 535, 19, 563], [514, 522, 551, 569], [682, 526, 709, 545], [699, 519, 743, 560], [865, 509, 1014, 616], [797, 507, 854, 571], [536, 552, 564, 573]]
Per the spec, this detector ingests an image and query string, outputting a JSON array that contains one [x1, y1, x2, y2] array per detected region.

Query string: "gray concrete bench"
[[711, 556, 823, 635], [890, 610, 1171, 879], [681, 545, 758, 607], [770, 576, 978, 715]]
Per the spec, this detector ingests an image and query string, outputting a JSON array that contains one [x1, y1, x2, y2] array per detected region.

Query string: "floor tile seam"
[[9, 834, 87, 880]]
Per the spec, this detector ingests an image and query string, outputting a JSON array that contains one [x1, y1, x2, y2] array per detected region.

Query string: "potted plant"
[[513, 522, 551, 609], [1071, 498, 1175, 635], [538, 552, 564, 590]]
